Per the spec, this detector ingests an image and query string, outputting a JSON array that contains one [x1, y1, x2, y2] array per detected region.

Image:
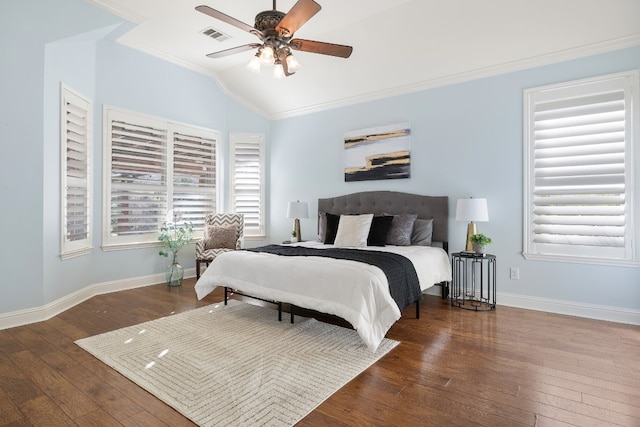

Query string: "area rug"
[[75, 300, 399, 426]]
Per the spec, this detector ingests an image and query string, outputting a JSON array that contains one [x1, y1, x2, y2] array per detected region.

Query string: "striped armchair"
[[195, 213, 244, 279]]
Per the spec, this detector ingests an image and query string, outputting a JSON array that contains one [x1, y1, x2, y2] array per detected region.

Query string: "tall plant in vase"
[[158, 210, 194, 287]]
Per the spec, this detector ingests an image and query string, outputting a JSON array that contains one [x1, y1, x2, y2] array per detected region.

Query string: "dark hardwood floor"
[[1, 279, 639, 426]]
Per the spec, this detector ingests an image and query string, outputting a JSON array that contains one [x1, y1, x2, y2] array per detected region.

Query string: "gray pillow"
[[411, 218, 434, 246], [318, 212, 327, 242], [386, 214, 418, 246], [204, 225, 237, 250]]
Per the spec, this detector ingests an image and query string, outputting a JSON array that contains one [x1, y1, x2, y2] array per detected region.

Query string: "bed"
[[195, 191, 452, 351]]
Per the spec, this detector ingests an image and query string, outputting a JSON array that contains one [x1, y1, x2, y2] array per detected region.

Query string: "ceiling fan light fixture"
[[247, 54, 262, 73], [273, 60, 285, 79], [196, 1, 353, 78], [259, 45, 274, 64], [285, 53, 301, 73]]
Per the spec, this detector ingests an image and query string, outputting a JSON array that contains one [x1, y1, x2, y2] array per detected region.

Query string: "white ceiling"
[[86, 0, 640, 119]]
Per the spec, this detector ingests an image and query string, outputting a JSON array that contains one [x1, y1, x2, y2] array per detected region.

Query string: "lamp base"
[[293, 218, 301, 242], [465, 221, 477, 252]]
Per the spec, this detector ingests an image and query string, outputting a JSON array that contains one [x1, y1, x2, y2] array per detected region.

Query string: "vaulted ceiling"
[[86, 0, 640, 119]]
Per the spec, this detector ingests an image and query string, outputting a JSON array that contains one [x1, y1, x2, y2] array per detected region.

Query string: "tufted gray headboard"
[[318, 191, 448, 248]]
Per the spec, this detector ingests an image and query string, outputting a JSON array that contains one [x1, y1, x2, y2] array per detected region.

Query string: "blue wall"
[[269, 46, 640, 312]]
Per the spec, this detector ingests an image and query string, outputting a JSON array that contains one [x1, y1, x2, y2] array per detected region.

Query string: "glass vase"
[[165, 260, 184, 287]]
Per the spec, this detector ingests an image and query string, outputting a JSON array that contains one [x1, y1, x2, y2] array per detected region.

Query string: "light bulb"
[[273, 62, 285, 79], [285, 54, 301, 73], [247, 54, 261, 73], [259, 46, 274, 64]]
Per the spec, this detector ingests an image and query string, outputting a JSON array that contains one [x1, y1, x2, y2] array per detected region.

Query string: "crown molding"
[[270, 35, 640, 120], [84, 0, 146, 24]]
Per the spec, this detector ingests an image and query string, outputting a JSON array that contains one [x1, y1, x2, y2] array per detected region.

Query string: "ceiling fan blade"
[[289, 39, 353, 58], [196, 5, 262, 38], [206, 43, 261, 59], [275, 0, 321, 38]]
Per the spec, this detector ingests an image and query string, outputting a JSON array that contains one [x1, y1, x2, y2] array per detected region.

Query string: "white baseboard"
[[0, 268, 196, 330], [497, 292, 640, 326], [425, 285, 640, 326]]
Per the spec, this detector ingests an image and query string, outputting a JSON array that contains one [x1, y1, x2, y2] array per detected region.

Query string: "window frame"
[[102, 105, 220, 250], [523, 70, 639, 266], [229, 133, 266, 239], [60, 84, 93, 259]]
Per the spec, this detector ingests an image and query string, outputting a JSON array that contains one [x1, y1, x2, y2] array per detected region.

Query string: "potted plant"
[[470, 233, 492, 254], [291, 230, 299, 242], [158, 211, 194, 287]]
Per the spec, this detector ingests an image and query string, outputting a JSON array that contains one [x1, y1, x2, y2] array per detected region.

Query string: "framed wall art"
[[344, 122, 411, 182]]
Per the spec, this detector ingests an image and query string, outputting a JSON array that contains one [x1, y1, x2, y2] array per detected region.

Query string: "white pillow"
[[334, 214, 374, 248]]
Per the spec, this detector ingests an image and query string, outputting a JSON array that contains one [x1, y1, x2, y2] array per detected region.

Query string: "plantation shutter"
[[230, 133, 265, 237], [172, 127, 218, 230], [103, 107, 220, 249], [106, 111, 168, 245], [524, 71, 637, 263], [61, 86, 92, 258]]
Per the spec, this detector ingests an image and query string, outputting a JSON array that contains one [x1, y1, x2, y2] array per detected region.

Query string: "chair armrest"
[[195, 239, 206, 258]]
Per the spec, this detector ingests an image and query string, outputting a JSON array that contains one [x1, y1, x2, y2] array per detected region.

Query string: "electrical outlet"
[[510, 267, 520, 280]]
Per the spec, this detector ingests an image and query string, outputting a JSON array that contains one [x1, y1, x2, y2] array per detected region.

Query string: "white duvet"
[[195, 241, 452, 352]]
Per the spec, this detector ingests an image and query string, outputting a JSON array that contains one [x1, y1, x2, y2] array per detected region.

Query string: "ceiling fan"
[[196, 0, 353, 77]]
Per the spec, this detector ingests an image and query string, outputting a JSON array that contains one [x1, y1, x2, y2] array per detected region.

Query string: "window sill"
[[101, 241, 164, 251], [60, 247, 93, 260], [522, 252, 640, 268]]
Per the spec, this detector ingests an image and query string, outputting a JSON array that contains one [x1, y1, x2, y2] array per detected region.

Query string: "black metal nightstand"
[[451, 252, 496, 311]]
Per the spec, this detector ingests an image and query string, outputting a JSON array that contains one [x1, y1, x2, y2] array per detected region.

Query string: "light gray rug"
[[76, 300, 399, 426]]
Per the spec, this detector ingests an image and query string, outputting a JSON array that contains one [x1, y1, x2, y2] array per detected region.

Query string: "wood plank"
[[0, 353, 43, 406], [0, 385, 25, 426], [9, 350, 99, 420], [72, 409, 122, 427], [39, 350, 145, 422], [18, 395, 76, 427]]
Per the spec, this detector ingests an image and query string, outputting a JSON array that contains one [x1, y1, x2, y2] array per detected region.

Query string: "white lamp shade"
[[246, 55, 261, 73], [285, 54, 301, 73], [259, 45, 274, 64], [455, 198, 489, 222], [287, 201, 309, 219], [273, 63, 285, 79]]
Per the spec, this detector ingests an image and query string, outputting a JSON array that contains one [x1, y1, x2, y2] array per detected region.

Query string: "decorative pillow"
[[411, 218, 434, 246], [367, 215, 394, 246], [204, 225, 238, 250], [334, 214, 374, 248], [318, 212, 327, 242], [387, 214, 418, 246], [323, 213, 341, 244]]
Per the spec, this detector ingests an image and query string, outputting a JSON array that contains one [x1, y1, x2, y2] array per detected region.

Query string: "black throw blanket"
[[245, 245, 421, 311]]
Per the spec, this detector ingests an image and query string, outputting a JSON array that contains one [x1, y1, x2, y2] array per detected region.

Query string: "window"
[[60, 85, 92, 259], [523, 70, 639, 265], [229, 133, 265, 238], [103, 106, 219, 249]]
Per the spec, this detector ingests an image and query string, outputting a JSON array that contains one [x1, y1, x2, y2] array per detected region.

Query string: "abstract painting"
[[344, 122, 411, 182]]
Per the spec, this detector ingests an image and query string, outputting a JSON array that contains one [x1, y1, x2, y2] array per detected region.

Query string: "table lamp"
[[286, 200, 309, 242], [455, 198, 489, 252]]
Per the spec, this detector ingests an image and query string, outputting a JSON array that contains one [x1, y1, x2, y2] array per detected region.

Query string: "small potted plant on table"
[[470, 233, 492, 254]]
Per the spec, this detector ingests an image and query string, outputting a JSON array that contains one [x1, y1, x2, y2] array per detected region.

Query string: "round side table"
[[450, 252, 496, 311]]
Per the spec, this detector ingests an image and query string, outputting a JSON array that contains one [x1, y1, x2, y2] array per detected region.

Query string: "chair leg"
[[196, 260, 201, 279]]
